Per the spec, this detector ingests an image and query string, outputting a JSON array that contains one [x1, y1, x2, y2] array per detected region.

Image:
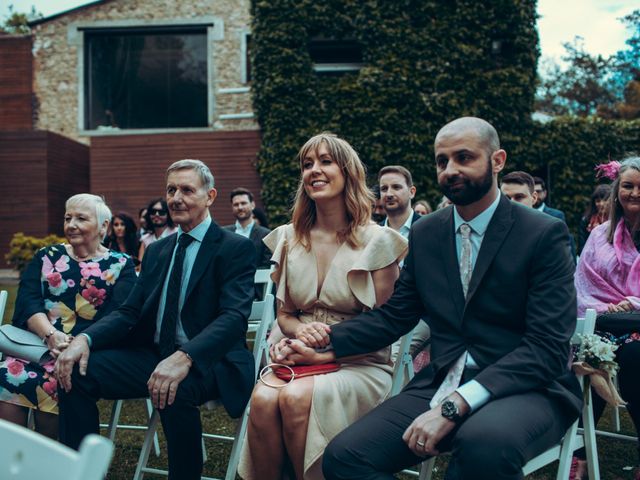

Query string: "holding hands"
[[270, 337, 336, 366], [55, 335, 91, 392], [294, 321, 331, 348], [46, 331, 73, 358]]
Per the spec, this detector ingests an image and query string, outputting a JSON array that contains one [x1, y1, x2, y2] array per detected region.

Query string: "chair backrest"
[[254, 268, 274, 299], [248, 293, 276, 374], [390, 327, 416, 396], [573, 308, 597, 343], [0, 419, 114, 480], [0, 290, 8, 324]]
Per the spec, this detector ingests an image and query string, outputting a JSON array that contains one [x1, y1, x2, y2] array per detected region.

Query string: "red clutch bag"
[[259, 362, 341, 388]]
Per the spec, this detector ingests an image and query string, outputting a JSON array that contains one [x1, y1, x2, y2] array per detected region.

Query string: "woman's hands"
[[294, 321, 331, 348], [46, 330, 72, 358], [269, 338, 336, 366], [607, 299, 634, 313]]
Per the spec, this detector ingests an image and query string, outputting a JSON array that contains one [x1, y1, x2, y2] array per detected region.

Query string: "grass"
[[1, 281, 636, 479], [99, 400, 637, 480]]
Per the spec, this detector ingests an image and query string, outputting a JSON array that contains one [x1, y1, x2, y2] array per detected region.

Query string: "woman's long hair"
[[606, 155, 640, 244], [107, 212, 140, 258], [291, 133, 373, 250], [584, 184, 612, 220]]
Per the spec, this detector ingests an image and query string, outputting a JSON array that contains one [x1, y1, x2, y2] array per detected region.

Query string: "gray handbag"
[[0, 325, 52, 364]]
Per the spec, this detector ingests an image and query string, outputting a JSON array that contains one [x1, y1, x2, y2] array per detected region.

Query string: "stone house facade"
[[29, 0, 258, 143]]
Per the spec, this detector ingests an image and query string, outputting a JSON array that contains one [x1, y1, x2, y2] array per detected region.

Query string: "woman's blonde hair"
[[291, 132, 373, 249], [607, 155, 640, 244]]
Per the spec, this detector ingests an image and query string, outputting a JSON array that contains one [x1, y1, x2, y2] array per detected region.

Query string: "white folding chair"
[[597, 376, 638, 443], [133, 294, 276, 480], [390, 327, 416, 397], [0, 290, 8, 322], [254, 267, 274, 300], [0, 418, 114, 480], [421, 309, 601, 480]]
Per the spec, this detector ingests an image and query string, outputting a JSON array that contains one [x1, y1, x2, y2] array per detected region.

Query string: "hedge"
[[250, 0, 640, 235], [5, 233, 66, 274]]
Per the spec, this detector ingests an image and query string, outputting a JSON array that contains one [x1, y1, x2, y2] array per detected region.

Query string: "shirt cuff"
[[78, 332, 92, 348], [456, 379, 491, 412]]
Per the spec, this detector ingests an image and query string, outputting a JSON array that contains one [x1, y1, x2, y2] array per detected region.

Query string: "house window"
[[84, 26, 208, 130], [308, 37, 364, 74]]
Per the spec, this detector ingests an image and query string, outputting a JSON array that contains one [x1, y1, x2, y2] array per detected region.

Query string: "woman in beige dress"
[[239, 133, 407, 480]]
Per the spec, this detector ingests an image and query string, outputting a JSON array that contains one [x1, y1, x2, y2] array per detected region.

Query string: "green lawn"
[[99, 400, 637, 480], [1, 281, 636, 479]]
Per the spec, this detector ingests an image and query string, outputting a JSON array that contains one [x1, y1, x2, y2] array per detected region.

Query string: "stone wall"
[[30, 0, 258, 144]]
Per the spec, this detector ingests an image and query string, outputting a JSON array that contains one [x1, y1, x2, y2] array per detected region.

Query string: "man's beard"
[[440, 162, 493, 206]]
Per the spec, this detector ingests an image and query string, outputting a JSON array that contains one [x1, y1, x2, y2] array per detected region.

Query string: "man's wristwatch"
[[440, 399, 464, 423]]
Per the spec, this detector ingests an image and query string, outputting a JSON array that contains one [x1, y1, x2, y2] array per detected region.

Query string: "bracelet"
[[42, 329, 55, 344]]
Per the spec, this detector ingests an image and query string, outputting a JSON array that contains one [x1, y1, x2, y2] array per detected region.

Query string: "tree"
[[535, 9, 640, 120], [0, 5, 42, 34], [535, 37, 615, 117]]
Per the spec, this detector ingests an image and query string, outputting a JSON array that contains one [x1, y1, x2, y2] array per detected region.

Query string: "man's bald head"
[[435, 117, 500, 157]]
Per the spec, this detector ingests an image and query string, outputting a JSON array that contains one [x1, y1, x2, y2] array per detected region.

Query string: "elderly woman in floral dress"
[[0, 194, 136, 438]]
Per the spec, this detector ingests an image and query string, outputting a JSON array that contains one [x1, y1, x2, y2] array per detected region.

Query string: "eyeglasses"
[[150, 208, 167, 216]]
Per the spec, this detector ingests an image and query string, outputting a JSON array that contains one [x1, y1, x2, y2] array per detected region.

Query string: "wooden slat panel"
[[0, 131, 89, 264], [91, 130, 263, 227], [0, 131, 48, 264], [0, 36, 33, 130]]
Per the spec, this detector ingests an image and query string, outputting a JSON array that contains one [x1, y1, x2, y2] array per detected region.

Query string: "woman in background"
[[573, 157, 640, 480], [578, 184, 612, 254], [105, 212, 140, 266], [413, 199, 432, 216]]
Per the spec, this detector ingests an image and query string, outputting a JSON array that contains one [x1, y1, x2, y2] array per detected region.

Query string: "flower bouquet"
[[572, 333, 625, 406]]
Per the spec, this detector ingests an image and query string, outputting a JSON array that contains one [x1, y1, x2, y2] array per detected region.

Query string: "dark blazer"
[[224, 223, 272, 268], [379, 211, 422, 229], [541, 204, 576, 259], [83, 221, 257, 417], [331, 195, 582, 415]]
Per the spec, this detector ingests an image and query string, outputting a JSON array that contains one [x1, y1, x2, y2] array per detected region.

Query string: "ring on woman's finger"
[[417, 440, 425, 447]]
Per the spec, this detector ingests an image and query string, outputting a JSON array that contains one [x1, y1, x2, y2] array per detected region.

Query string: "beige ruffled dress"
[[238, 222, 407, 480]]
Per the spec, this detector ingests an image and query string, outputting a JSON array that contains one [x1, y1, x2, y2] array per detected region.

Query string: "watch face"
[[441, 400, 459, 419]]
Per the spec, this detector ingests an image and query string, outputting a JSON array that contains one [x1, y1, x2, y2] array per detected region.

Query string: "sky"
[[1, 0, 637, 70]]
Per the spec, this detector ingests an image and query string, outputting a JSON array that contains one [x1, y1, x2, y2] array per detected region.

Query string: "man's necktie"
[[429, 223, 473, 408], [159, 233, 195, 358], [459, 223, 472, 297]]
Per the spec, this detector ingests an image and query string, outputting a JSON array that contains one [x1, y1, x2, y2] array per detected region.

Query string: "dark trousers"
[[58, 346, 219, 480], [577, 340, 640, 462], [323, 386, 575, 480]]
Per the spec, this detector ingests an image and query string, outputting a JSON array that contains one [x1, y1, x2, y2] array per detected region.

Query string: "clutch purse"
[[0, 325, 52, 364], [259, 362, 341, 388]]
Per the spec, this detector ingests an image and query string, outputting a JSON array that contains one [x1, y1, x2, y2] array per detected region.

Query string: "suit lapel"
[[464, 196, 514, 305], [439, 209, 465, 320], [185, 222, 222, 301], [146, 235, 177, 308]]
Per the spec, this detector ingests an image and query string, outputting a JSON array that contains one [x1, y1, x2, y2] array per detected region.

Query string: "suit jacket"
[[542, 204, 576, 259], [83, 221, 257, 417], [379, 211, 423, 229], [224, 223, 272, 269], [331, 195, 582, 415]]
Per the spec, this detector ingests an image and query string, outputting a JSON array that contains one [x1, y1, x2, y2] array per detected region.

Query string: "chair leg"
[[420, 457, 436, 480], [107, 399, 123, 442], [133, 409, 161, 480], [582, 385, 601, 480], [555, 419, 579, 480], [224, 405, 251, 480], [144, 398, 161, 457]]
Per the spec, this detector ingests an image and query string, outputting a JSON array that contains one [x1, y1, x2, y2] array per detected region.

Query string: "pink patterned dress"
[[0, 244, 135, 413]]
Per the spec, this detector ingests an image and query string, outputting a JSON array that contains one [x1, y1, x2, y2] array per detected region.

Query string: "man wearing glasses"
[[139, 198, 178, 261]]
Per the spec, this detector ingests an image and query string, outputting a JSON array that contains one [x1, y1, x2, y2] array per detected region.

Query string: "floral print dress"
[[0, 244, 135, 414]]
